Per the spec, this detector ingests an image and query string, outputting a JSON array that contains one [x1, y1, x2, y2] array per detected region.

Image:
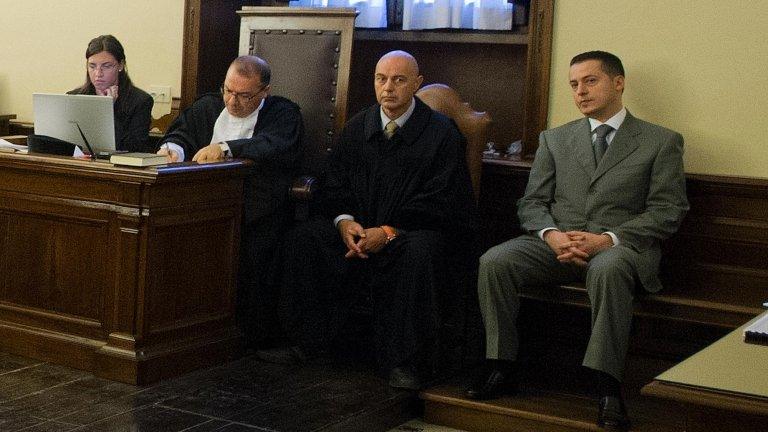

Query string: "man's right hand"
[[157, 147, 179, 162], [338, 219, 368, 259], [543, 229, 589, 266]]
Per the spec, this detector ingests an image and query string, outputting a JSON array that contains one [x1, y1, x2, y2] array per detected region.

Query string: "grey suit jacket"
[[517, 112, 689, 292]]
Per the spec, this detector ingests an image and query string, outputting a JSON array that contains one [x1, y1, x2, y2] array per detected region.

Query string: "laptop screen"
[[32, 93, 115, 154]]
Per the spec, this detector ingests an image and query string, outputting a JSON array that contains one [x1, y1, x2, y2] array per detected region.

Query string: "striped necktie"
[[384, 120, 399, 139], [593, 124, 613, 164]]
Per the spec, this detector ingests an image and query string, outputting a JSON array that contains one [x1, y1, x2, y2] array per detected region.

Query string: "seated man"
[[257, 50, 476, 390], [157, 55, 304, 344], [466, 51, 689, 431]]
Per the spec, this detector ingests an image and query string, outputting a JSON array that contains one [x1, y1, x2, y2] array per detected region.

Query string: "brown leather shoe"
[[597, 396, 631, 431]]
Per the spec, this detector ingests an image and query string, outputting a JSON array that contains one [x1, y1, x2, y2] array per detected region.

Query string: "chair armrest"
[[290, 175, 317, 202]]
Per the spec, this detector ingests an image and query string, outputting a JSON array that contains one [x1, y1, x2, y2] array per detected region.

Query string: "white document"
[[0, 138, 28, 153]]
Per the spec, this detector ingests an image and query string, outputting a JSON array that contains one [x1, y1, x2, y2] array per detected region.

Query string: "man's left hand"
[[192, 143, 224, 163], [343, 226, 388, 259], [565, 231, 614, 258]]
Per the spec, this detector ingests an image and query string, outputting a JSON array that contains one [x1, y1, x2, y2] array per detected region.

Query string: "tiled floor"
[[387, 420, 466, 432], [0, 350, 420, 431]]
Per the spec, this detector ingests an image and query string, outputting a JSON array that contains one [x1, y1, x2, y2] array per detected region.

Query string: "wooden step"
[[421, 383, 686, 432], [423, 384, 599, 432]]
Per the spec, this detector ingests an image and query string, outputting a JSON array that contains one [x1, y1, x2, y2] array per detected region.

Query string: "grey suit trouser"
[[478, 234, 637, 380]]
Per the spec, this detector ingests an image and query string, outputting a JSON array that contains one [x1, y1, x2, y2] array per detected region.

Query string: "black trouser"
[[276, 218, 450, 372], [237, 210, 291, 343]]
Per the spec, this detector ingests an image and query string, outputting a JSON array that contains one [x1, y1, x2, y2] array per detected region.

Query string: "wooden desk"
[[0, 152, 250, 384], [642, 312, 768, 431]]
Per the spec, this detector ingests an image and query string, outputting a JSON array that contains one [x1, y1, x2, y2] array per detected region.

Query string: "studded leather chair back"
[[237, 7, 357, 178]]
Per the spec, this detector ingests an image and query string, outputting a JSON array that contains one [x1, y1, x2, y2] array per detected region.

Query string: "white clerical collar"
[[589, 107, 626, 132], [210, 98, 264, 144], [380, 97, 416, 130]]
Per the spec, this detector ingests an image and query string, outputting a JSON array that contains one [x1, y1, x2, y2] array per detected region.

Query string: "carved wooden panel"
[[0, 152, 250, 384]]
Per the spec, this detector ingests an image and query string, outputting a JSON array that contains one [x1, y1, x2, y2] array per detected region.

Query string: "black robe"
[[160, 93, 304, 341], [278, 98, 476, 372]]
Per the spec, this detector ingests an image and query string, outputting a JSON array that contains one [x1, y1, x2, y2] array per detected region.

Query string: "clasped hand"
[[338, 220, 388, 259], [544, 230, 613, 267]]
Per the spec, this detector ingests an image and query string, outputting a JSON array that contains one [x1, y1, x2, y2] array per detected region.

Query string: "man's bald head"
[[374, 50, 423, 120]]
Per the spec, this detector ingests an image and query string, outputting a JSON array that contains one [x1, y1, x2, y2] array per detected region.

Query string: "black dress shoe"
[[465, 368, 517, 400], [597, 396, 631, 431], [388, 366, 422, 390]]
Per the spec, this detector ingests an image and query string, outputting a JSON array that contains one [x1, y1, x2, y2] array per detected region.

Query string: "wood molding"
[[521, 0, 554, 157], [181, 0, 202, 109]]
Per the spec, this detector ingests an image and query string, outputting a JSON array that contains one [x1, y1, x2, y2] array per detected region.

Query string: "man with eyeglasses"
[[157, 55, 304, 346]]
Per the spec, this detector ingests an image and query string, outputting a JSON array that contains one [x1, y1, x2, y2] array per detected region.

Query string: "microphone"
[[70, 120, 97, 158]]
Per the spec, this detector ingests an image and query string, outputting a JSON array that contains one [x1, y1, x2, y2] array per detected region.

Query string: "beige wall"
[[550, 1, 768, 178], [0, 0, 184, 121]]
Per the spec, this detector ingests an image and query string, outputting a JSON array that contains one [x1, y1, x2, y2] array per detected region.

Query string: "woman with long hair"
[[69, 35, 153, 152]]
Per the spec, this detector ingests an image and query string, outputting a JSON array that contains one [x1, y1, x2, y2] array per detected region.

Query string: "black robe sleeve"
[[317, 119, 359, 220], [157, 94, 220, 159]]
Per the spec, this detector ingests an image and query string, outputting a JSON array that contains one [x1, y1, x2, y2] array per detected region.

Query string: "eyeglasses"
[[88, 62, 118, 73], [221, 84, 266, 102]]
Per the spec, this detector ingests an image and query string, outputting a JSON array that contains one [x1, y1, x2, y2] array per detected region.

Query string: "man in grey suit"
[[465, 51, 689, 431]]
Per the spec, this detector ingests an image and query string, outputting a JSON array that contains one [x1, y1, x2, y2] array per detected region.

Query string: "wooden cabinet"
[[0, 152, 250, 384]]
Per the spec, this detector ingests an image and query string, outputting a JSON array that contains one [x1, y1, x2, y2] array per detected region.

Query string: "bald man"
[[157, 55, 304, 346], [257, 51, 476, 390]]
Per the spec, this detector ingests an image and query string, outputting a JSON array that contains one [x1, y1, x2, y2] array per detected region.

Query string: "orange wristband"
[[380, 225, 398, 244]]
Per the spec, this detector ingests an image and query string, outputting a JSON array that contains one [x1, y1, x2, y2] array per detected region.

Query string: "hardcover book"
[[110, 152, 168, 167]]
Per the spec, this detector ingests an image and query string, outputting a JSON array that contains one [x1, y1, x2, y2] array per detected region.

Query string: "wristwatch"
[[380, 225, 398, 244]]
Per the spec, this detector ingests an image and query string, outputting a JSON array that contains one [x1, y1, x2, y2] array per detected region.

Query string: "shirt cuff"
[[603, 231, 619, 247], [162, 142, 185, 162], [538, 227, 559, 240], [219, 142, 232, 157], [333, 214, 354, 227]]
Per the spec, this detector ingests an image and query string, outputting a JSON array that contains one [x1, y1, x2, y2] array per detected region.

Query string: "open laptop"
[[32, 93, 116, 157]]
